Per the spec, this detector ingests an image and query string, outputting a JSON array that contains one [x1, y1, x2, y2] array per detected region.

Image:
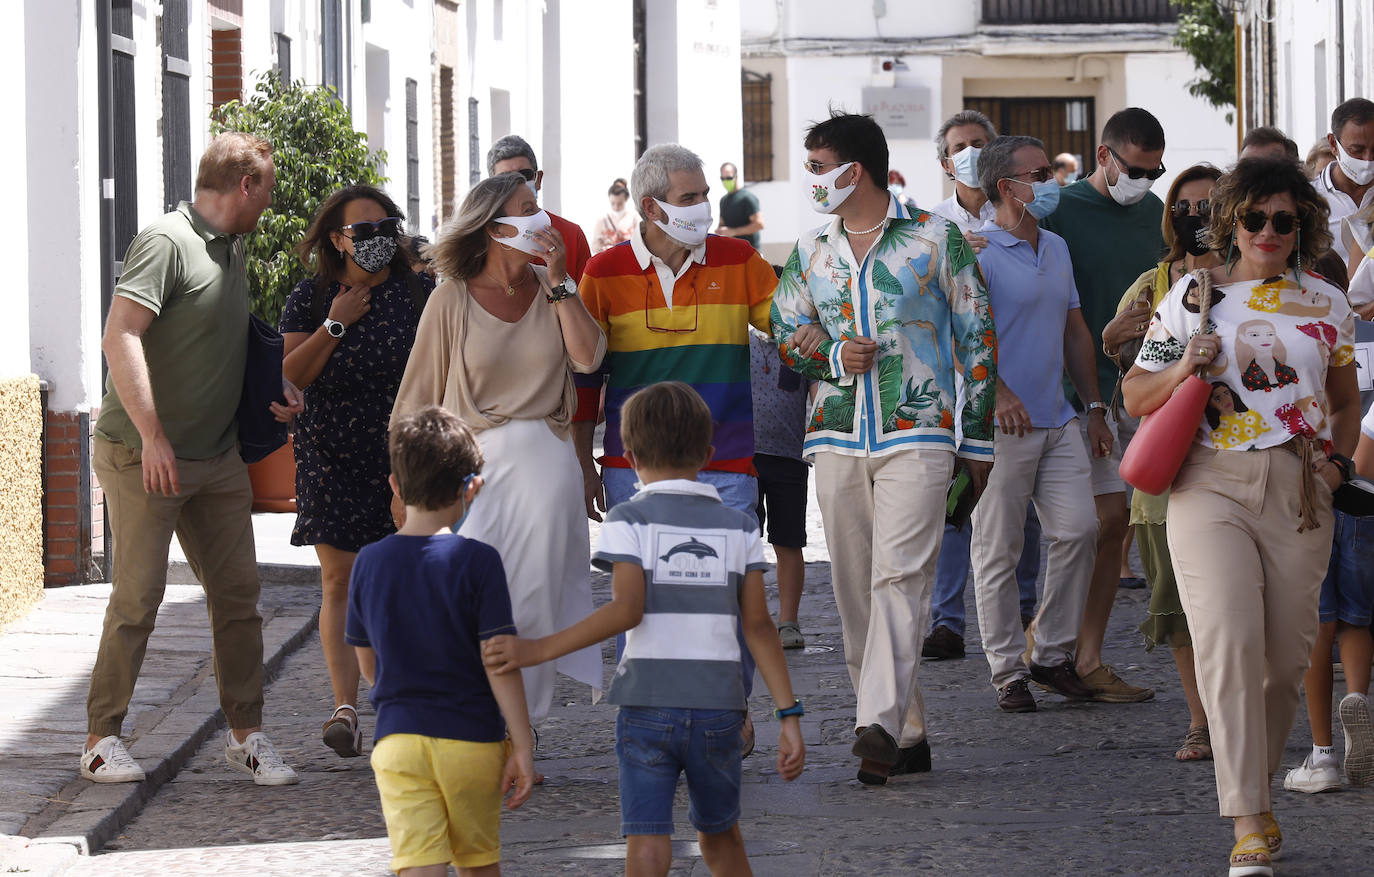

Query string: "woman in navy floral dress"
[[279, 185, 431, 758]]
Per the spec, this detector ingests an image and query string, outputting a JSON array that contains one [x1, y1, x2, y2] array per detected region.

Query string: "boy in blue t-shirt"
[[483, 381, 805, 876], [346, 406, 534, 876]]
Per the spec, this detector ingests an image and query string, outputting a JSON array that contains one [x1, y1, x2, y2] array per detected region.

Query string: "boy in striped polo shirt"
[[484, 382, 804, 875]]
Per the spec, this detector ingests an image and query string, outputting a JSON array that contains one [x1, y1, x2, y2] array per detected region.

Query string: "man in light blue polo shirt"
[[967, 136, 1109, 713]]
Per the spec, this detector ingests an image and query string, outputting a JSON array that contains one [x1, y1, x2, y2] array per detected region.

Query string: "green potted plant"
[[212, 72, 388, 511]]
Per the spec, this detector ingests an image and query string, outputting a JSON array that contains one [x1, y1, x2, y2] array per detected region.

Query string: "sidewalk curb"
[[24, 590, 320, 857], [167, 561, 319, 586]]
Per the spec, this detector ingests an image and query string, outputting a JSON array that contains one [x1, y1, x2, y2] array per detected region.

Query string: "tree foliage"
[[1172, 0, 1236, 119], [211, 73, 387, 324]]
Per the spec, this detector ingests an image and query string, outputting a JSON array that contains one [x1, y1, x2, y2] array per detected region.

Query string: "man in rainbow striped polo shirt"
[[572, 144, 778, 744]]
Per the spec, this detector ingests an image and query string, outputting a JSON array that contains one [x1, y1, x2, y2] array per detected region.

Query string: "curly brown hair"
[[1205, 157, 1332, 270]]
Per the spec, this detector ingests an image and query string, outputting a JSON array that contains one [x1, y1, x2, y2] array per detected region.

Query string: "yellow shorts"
[[371, 733, 509, 872]]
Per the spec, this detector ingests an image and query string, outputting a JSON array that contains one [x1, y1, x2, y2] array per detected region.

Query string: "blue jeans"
[[616, 707, 744, 836], [1319, 509, 1374, 626], [602, 468, 758, 697], [930, 504, 1040, 637]]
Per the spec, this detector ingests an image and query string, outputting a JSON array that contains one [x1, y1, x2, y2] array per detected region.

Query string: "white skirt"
[[459, 417, 603, 724]]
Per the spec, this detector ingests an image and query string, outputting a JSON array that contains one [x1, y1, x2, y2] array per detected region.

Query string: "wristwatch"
[[323, 318, 346, 339], [1328, 452, 1355, 482], [546, 275, 578, 303], [773, 699, 805, 720], [1086, 401, 1109, 416]]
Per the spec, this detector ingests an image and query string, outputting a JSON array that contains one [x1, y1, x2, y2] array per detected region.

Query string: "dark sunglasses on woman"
[[340, 217, 405, 241], [1170, 199, 1211, 217], [1237, 210, 1298, 236]]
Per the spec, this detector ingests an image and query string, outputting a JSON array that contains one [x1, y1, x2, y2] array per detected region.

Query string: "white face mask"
[[1106, 153, 1154, 206], [950, 146, 981, 188], [490, 209, 552, 256], [1335, 140, 1374, 186], [652, 198, 712, 247], [525, 179, 539, 199], [804, 162, 856, 213]]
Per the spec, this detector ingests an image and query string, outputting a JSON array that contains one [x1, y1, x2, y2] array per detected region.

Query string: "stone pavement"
[[5, 497, 1374, 875]]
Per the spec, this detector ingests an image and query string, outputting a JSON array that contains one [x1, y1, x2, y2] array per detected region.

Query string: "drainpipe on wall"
[[95, 0, 114, 582]]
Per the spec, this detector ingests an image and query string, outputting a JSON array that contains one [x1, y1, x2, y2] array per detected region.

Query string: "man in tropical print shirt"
[[771, 112, 998, 786]]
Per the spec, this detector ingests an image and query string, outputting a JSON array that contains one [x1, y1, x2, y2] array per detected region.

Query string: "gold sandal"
[[1175, 725, 1212, 761], [1228, 832, 1273, 877], [1261, 812, 1281, 860]]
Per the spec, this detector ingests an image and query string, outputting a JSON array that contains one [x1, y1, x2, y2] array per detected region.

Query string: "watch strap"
[[773, 699, 804, 719]]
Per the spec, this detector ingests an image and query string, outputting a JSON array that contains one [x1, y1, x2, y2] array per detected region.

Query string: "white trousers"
[[814, 447, 952, 746], [460, 418, 603, 725], [971, 421, 1099, 689]]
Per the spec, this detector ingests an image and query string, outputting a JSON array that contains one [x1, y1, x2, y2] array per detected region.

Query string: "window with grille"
[[162, 0, 192, 212], [276, 33, 291, 84], [322, 0, 342, 96], [964, 96, 1098, 176], [439, 66, 456, 222], [469, 97, 480, 185], [742, 71, 773, 182]]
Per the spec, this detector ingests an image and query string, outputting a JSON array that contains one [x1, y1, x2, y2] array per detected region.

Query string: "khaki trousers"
[[971, 421, 1099, 689], [814, 447, 952, 746], [1167, 443, 1332, 816], [89, 438, 264, 736]]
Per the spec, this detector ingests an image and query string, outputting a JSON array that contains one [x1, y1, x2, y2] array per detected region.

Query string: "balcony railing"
[[982, 0, 1179, 25]]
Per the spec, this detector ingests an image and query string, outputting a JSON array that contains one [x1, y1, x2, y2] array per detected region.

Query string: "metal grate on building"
[[980, 0, 1177, 24], [439, 66, 456, 222], [406, 78, 420, 231], [161, 0, 193, 212], [469, 97, 481, 185], [742, 71, 773, 182], [964, 96, 1098, 177], [112, 0, 139, 260], [209, 28, 243, 108]]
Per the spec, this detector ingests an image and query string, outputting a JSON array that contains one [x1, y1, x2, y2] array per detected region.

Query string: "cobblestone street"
[[66, 552, 1374, 876]]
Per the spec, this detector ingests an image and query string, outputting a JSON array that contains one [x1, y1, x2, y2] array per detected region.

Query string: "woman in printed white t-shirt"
[[1123, 157, 1360, 877]]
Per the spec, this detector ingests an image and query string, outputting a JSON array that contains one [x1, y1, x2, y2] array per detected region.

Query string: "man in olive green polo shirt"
[[82, 133, 305, 787]]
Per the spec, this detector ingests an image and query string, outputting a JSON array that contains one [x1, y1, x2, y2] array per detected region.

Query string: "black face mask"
[[1171, 214, 1212, 258]]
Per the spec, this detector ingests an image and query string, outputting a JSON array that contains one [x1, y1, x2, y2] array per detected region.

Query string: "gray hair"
[[935, 110, 997, 160], [427, 172, 528, 280], [486, 134, 538, 175], [978, 135, 1047, 206], [631, 144, 704, 221]]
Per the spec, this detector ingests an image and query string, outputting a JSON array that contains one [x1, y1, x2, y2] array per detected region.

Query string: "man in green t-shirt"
[[716, 161, 764, 249], [1040, 108, 1167, 704], [81, 133, 305, 788]]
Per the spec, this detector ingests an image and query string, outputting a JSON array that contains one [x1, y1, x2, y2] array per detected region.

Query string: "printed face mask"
[[1336, 140, 1374, 186], [490, 209, 553, 256], [349, 235, 398, 273], [1171, 214, 1212, 257], [804, 162, 856, 213], [1016, 178, 1061, 219], [1106, 154, 1154, 206], [950, 146, 981, 188], [652, 198, 712, 247]]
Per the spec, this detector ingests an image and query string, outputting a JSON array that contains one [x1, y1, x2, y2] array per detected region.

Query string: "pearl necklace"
[[842, 217, 885, 235]]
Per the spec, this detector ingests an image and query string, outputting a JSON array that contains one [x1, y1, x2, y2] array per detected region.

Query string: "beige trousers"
[[814, 447, 953, 746], [1167, 443, 1332, 816], [89, 438, 264, 737], [971, 421, 1099, 689]]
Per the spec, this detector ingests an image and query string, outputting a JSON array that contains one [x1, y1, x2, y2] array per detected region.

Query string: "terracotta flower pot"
[[247, 434, 297, 513]]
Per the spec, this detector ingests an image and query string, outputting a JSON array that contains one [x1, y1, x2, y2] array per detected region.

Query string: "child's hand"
[[482, 635, 533, 673], [776, 717, 805, 781], [501, 745, 536, 809]]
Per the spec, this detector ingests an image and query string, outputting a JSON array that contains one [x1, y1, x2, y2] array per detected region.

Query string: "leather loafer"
[[1029, 660, 1098, 701], [921, 624, 965, 660], [890, 738, 932, 775], [997, 677, 1037, 713]]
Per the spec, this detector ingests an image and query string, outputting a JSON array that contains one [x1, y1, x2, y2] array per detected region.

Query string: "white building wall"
[[1269, 0, 1372, 155], [1123, 51, 1238, 191], [3, 0, 30, 380], [25, 0, 103, 411]]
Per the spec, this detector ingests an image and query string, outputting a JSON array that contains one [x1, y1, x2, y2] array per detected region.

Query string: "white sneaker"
[[1339, 692, 1374, 786], [225, 730, 299, 786], [1282, 753, 1341, 793], [80, 735, 146, 783]]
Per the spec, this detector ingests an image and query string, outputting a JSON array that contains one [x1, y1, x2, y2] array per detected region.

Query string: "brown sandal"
[[1176, 725, 1212, 761]]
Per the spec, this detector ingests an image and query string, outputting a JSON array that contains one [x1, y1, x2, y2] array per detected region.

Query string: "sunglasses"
[[1108, 146, 1166, 181], [721, 175, 736, 182], [340, 217, 404, 241], [1237, 210, 1299, 235], [802, 159, 847, 175], [508, 168, 536, 181], [1170, 199, 1212, 217], [1009, 166, 1054, 184]]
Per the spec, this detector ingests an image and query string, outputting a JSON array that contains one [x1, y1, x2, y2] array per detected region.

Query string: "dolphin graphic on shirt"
[[659, 537, 719, 564]]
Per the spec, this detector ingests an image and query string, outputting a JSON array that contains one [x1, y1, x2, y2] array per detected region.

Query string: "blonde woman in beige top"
[[392, 173, 607, 726]]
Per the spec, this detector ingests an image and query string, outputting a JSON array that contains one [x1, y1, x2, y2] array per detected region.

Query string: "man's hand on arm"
[[789, 322, 829, 360], [839, 337, 878, 375], [270, 378, 305, 422]]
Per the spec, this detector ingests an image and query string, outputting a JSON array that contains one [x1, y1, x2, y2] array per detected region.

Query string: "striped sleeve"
[[592, 514, 645, 571], [744, 526, 768, 573]]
